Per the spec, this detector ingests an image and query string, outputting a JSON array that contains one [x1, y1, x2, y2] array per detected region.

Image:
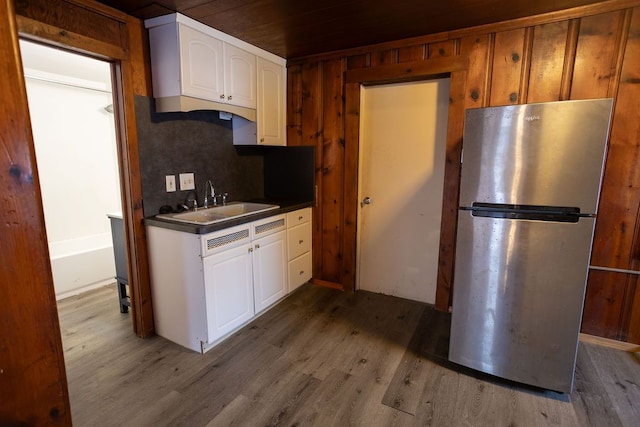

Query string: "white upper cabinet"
[[145, 13, 285, 130], [257, 57, 286, 146], [178, 24, 224, 101], [150, 21, 256, 110], [224, 44, 256, 109]]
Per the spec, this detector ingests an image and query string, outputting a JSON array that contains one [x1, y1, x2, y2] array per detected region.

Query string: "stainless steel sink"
[[156, 202, 280, 225]]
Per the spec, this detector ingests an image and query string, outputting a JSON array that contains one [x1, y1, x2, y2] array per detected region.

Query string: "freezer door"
[[459, 99, 612, 213], [449, 212, 596, 393]]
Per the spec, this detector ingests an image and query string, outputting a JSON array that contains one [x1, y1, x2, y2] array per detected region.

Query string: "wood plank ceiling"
[[97, 0, 610, 59]]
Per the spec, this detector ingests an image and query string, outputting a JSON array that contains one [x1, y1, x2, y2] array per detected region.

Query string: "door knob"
[[361, 197, 371, 207]]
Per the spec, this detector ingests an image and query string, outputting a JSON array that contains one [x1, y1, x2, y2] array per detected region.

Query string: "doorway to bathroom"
[[20, 39, 127, 309]]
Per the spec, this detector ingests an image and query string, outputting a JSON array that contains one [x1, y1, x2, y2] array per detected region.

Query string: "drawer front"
[[287, 222, 311, 260], [201, 223, 251, 257], [288, 251, 312, 292], [287, 208, 311, 227], [252, 214, 287, 239]]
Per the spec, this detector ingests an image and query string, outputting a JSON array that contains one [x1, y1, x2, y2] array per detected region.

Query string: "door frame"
[[344, 56, 468, 311], [15, 5, 154, 337]]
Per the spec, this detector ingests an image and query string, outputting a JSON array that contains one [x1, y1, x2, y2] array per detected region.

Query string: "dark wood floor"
[[57, 283, 640, 426]]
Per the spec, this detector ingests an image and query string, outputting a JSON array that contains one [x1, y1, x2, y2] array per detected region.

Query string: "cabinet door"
[[257, 57, 286, 146], [224, 44, 256, 108], [203, 244, 254, 343], [253, 230, 287, 313], [179, 24, 224, 101]]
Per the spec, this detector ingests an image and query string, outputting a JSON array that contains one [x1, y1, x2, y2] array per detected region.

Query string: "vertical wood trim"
[[127, 15, 152, 97], [519, 26, 535, 103], [560, 19, 581, 100], [608, 9, 633, 98], [301, 62, 324, 279], [0, 0, 71, 423], [343, 81, 361, 291], [484, 33, 496, 106], [320, 59, 345, 283], [113, 59, 154, 337], [452, 38, 461, 56], [435, 70, 468, 310], [286, 64, 303, 146]]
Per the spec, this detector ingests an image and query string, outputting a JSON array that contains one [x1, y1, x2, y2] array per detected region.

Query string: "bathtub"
[[49, 233, 116, 300]]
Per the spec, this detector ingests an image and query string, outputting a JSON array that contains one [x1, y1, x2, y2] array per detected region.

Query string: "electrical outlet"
[[165, 175, 176, 192], [179, 173, 195, 190]]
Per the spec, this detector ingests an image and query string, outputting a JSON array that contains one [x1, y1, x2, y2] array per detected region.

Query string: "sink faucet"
[[185, 190, 197, 211], [204, 180, 216, 208]]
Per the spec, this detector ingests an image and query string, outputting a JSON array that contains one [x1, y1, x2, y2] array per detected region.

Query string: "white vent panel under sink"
[[206, 229, 250, 251], [254, 218, 285, 237]]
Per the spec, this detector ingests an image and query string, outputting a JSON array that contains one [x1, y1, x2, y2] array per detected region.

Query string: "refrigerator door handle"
[[464, 203, 593, 223]]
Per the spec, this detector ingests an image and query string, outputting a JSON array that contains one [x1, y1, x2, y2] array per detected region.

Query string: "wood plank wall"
[[287, 0, 640, 344]]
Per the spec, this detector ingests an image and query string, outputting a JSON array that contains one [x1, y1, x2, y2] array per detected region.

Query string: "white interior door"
[[357, 78, 450, 304]]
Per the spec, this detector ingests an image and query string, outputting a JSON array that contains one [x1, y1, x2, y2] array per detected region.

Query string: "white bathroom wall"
[[21, 40, 122, 299]]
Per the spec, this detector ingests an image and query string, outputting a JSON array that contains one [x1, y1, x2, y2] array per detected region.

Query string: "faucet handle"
[[222, 193, 228, 205]]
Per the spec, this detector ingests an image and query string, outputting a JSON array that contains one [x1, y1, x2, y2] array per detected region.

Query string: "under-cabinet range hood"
[[155, 96, 257, 122]]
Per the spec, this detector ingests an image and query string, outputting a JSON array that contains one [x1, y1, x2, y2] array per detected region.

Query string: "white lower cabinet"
[[252, 229, 287, 314], [203, 242, 254, 344], [287, 208, 313, 291], [147, 213, 290, 353]]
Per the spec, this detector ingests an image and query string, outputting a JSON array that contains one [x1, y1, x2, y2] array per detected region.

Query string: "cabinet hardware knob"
[[248, 247, 253, 253], [228, 95, 232, 100], [220, 94, 225, 99], [299, 240, 304, 244], [260, 138, 265, 142], [255, 244, 260, 249], [298, 216, 303, 220], [299, 270, 304, 275]]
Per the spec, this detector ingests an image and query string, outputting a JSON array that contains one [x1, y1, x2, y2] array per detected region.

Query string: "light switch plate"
[[165, 175, 176, 192], [179, 173, 195, 190]]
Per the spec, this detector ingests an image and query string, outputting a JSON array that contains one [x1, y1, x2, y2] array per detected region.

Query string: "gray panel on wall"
[[135, 96, 264, 217]]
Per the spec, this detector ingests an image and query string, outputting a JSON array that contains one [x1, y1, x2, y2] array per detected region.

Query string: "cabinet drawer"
[[201, 223, 251, 257], [287, 222, 311, 260], [287, 208, 311, 227], [252, 214, 286, 239], [288, 251, 312, 292]]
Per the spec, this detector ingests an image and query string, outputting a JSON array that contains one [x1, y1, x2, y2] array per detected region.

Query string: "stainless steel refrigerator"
[[448, 98, 613, 393]]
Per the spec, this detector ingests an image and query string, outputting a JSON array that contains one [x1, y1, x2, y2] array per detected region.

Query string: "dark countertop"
[[143, 199, 314, 235]]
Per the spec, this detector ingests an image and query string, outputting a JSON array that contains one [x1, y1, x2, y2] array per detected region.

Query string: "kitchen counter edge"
[[143, 200, 314, 235]]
